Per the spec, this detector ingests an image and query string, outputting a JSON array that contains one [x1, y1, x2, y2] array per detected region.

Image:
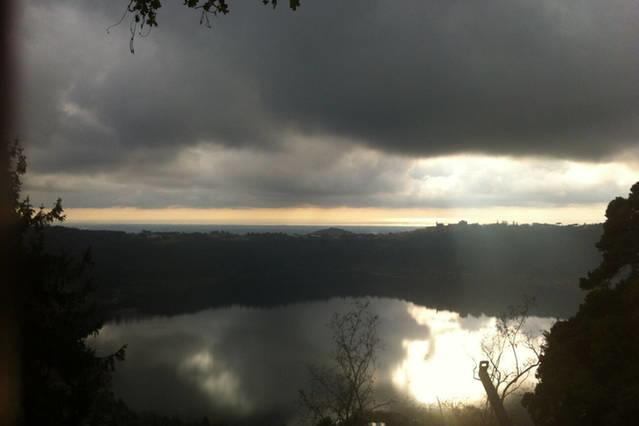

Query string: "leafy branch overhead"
[[115, 0, 299, 53], [126, 0, 300, 28]]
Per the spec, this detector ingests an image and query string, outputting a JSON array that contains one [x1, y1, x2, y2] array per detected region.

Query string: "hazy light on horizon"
[[63, 204, 607, 227], [27, 149, 637, 222]]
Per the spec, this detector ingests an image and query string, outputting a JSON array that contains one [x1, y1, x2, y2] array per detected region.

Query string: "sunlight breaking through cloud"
[[26, 144, 638, 227]]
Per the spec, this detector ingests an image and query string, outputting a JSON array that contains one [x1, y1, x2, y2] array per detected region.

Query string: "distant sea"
[[64, 223, 422, 235]]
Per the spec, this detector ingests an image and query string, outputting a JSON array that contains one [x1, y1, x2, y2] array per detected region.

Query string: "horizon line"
[[61, 204, 607, 227]]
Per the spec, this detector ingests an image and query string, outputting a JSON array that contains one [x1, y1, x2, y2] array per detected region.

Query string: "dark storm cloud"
[[246, 0, 639, 159], [25, 0, 639, 164], [21, 0, 639, 208]]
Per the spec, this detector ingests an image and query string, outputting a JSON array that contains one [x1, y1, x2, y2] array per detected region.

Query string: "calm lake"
[[93, 298, 553, 424]]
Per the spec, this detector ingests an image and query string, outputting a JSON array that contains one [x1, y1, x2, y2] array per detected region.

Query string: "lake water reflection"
[[93, 298, 552, 423]]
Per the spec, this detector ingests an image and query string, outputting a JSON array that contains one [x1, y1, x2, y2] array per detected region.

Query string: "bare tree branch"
[[299, 299, 389, 425], [474, 297, 543, 421]]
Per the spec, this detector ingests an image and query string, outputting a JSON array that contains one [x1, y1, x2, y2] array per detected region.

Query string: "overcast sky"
[[20, 0, 639, 224]]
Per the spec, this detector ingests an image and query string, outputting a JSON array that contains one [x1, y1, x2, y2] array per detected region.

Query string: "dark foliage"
[[46, 222, 600, 320], [9, 140, 126, 426], [523, 182, 639, 426], [580, 182, 639, 290]]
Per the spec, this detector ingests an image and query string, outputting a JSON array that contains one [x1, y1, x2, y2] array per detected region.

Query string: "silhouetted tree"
[[9, 140, 126, 425], [580, 182, 639, 290], [474, 299, 541, 425], [522, 182, 639, 426], [299, 300, 389, 426]]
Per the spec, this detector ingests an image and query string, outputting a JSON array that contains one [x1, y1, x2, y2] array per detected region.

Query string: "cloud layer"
[[21, 0, 639, 210]]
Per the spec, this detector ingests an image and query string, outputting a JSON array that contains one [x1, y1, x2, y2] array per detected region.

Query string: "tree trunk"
[[478, 361, 512, 426]]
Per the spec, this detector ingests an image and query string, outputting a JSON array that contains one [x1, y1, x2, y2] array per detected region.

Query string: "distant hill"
[[308, 227, 355, 238], [45, 223, 602, 319]]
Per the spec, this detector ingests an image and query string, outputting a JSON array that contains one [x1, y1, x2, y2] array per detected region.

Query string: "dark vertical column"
[[479, 360, 512, 426], [0, 0, 19, 425]]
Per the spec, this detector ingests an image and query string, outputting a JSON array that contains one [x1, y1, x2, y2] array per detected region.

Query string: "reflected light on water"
[[391, 305, 547, 405], [392, 306, 494, 404], [92, 298, 551, 420], [180, 350, 252, 413]]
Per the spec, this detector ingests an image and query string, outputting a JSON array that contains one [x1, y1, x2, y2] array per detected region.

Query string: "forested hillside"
[[46, 223, 601, 318]]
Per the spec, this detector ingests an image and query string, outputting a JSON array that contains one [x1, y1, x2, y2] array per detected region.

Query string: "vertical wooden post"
[[478, 361, 512, 426]]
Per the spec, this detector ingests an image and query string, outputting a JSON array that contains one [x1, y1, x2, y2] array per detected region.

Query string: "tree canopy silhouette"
[[522, 182, 639, 426], [580, 182, 639, 290], [9, 140, 126, 425]]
